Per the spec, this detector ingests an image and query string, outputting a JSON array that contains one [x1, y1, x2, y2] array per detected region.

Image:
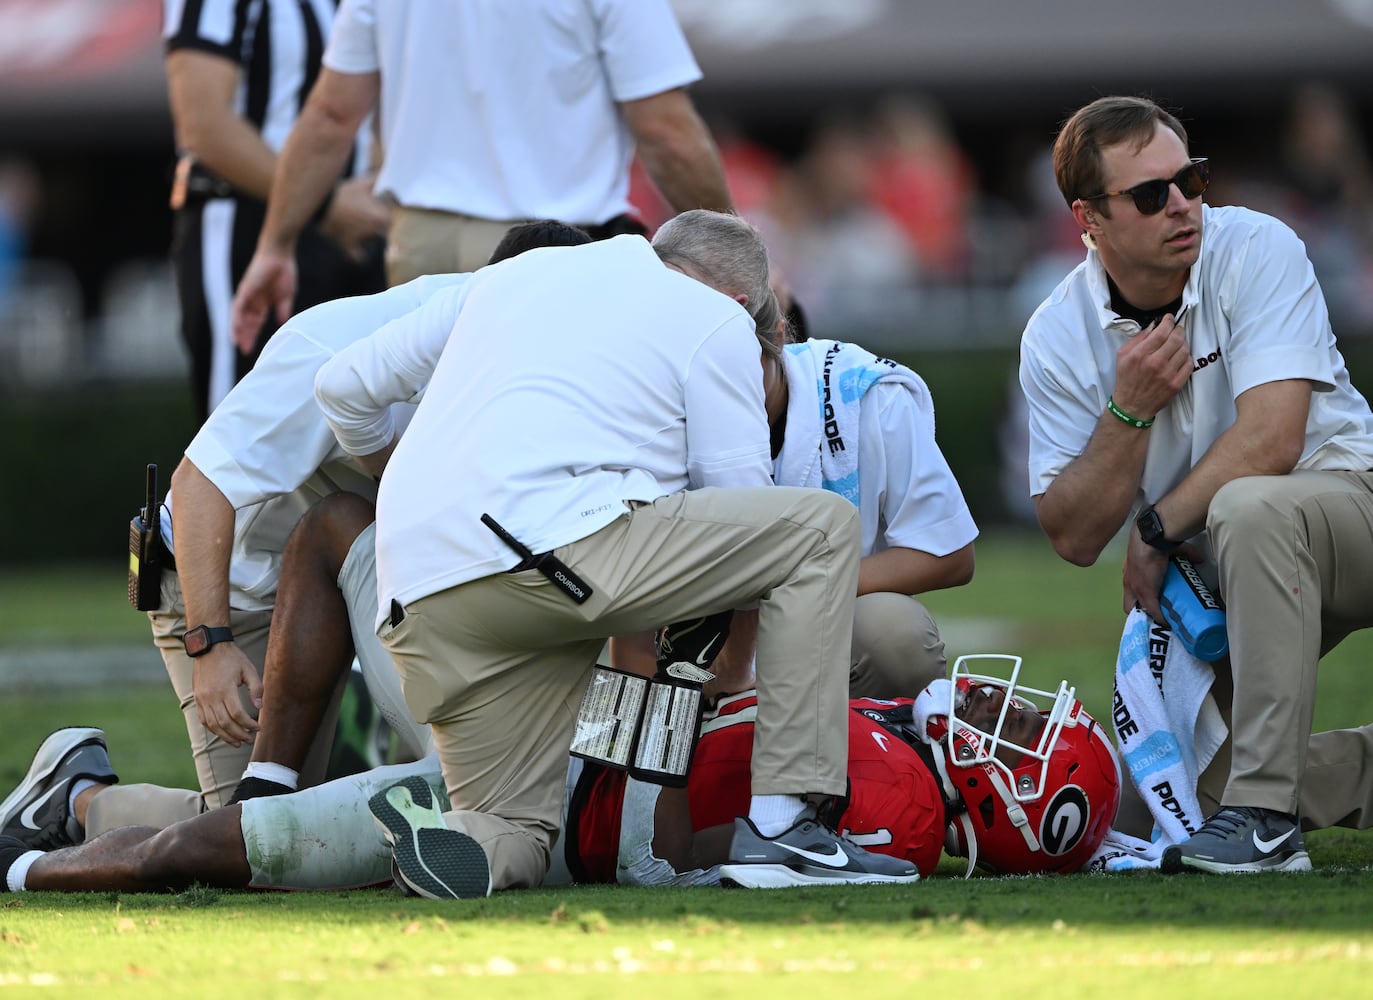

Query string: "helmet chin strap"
[[932, 747, 979, 879], [986, 767, 1042, 855], [934, 748, 1042, 877], [954, 814, 978, 879]]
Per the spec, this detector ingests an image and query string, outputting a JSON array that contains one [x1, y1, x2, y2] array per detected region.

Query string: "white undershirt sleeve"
[[865, 382, 977, 557], [315, 282, 473, 456]]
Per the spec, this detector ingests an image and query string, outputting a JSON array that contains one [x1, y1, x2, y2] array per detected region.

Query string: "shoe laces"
[[832, 826, 862, 848], [25, 825, 69, 852], [1197, 805, 1269, 838], [800, 816, 861, 851]]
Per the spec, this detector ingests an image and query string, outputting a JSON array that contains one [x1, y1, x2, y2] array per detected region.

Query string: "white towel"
[[614, 775, 721, 887], [1088, 609, 1228, 871], [774, 339, 929, 502]]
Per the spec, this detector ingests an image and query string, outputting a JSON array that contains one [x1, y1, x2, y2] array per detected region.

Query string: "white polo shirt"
[[315, 236, 772, 625], [323, 0, 702, 224], [1020, 204, 1373, 507], [775, 347, 977, 559], [172, 273, 468, 610]]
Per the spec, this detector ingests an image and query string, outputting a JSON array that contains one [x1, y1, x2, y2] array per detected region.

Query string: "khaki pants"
[[381, 486, 860, 891], [849, 591, 947, 699], [1207, 470, 1373, 821], [85, 570, 342, 837], [385, 207, 529, 285]]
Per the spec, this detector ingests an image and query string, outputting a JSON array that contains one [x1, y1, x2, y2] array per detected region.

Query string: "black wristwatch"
[[1136, 505, 1182, 555], [183, 624, 235, 658]]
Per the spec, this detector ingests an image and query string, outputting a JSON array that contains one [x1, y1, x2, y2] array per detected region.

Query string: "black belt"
[[170, 156, 237, 210], [187, 165, 234, 199]]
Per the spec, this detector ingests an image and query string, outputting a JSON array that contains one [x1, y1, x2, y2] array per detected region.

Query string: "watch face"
[[184, 626, 232, 656], [183, 626, 208, 656], [1139, 511, 1161, 541], [1137, 509, 1178, 552]]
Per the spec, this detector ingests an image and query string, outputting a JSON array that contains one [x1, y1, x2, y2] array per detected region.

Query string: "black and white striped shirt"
[[163, 0, 369, 169]]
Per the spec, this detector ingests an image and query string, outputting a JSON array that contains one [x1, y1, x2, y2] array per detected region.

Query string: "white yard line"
[[0, 645, 165, 690]]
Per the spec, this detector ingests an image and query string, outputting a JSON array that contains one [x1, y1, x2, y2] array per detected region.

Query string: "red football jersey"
[[569, 765, 630, 884], [571, 693, 947, 880]]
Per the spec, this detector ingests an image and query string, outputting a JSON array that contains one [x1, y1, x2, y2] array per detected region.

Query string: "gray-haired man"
[[314, 210, 919, 896]]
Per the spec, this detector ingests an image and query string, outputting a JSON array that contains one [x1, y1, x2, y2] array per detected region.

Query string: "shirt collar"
[[1083, 245, 1202, 338]]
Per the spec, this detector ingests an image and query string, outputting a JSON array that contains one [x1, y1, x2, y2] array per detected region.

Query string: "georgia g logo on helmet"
[[1039, 784, 1090, 856]]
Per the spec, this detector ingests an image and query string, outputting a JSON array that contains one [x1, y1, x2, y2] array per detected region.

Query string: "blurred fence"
[[0, 256, 182, 389], [4, 247, 1373, 565], [0, 254, 1037, 394]]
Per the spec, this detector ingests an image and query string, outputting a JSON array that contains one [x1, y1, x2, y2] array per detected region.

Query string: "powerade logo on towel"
[[1122, 731, 1185, 784], [1118, 617, 1166, 698], [1114, 620, 1187, 799], [1147, 622, 1170, 694], [1115, 673, 1187, 788], [1150, 779, 1198, 834], [821, 343, 846, 457], [816, 342, 899, 507], [819, 342, 898, 458]]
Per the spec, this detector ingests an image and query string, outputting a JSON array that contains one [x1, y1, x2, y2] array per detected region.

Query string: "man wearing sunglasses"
[[1018, 95, 1373, 873]]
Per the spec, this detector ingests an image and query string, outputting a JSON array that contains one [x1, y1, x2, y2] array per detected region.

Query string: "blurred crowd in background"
[[3, 79, 1371, 393], [630, 81, 1373, 344]]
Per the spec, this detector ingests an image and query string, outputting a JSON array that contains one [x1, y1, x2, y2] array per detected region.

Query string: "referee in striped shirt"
[[163, 0, 390, 426]]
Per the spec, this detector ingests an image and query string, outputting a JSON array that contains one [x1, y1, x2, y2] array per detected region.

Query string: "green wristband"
[[1106, 396, 1154, 429]]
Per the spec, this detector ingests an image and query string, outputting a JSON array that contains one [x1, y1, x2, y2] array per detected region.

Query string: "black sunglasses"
[[1082, 158, 1210, 216]]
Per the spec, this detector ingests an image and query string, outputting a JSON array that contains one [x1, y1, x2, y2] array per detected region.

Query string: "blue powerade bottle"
[[1159, 558, 1228, 661]]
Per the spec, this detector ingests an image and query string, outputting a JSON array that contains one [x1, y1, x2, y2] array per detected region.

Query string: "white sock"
[[241, 762, 299, 790], [67, 778, 100, 832], [748, 794, 808, 837], [7, 850, 42, 892]]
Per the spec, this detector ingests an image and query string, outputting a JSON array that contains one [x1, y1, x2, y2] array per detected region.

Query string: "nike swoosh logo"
[[18, 783, 63, 831], [695, 634, 723, 666], [870, 731, 890, 752], [1253, 827, 1295, 853], [774, 839, 849, 866]]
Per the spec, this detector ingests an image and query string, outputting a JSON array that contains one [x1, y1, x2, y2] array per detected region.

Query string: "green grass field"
[[2, 532, 1372, 995]]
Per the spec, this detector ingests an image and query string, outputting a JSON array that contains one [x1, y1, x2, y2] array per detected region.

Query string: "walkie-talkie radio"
[[128, 464, 165, 611]]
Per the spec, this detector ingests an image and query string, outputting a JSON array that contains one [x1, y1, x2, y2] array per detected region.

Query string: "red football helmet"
[[927, 654, 1121, 875]]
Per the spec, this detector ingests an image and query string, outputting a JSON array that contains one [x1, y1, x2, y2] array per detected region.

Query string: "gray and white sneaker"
[[368, 776, 491, 900], [0, 728, 117, 850], [1161, 806, 1311, 874], [719, 815, 920, 888]]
